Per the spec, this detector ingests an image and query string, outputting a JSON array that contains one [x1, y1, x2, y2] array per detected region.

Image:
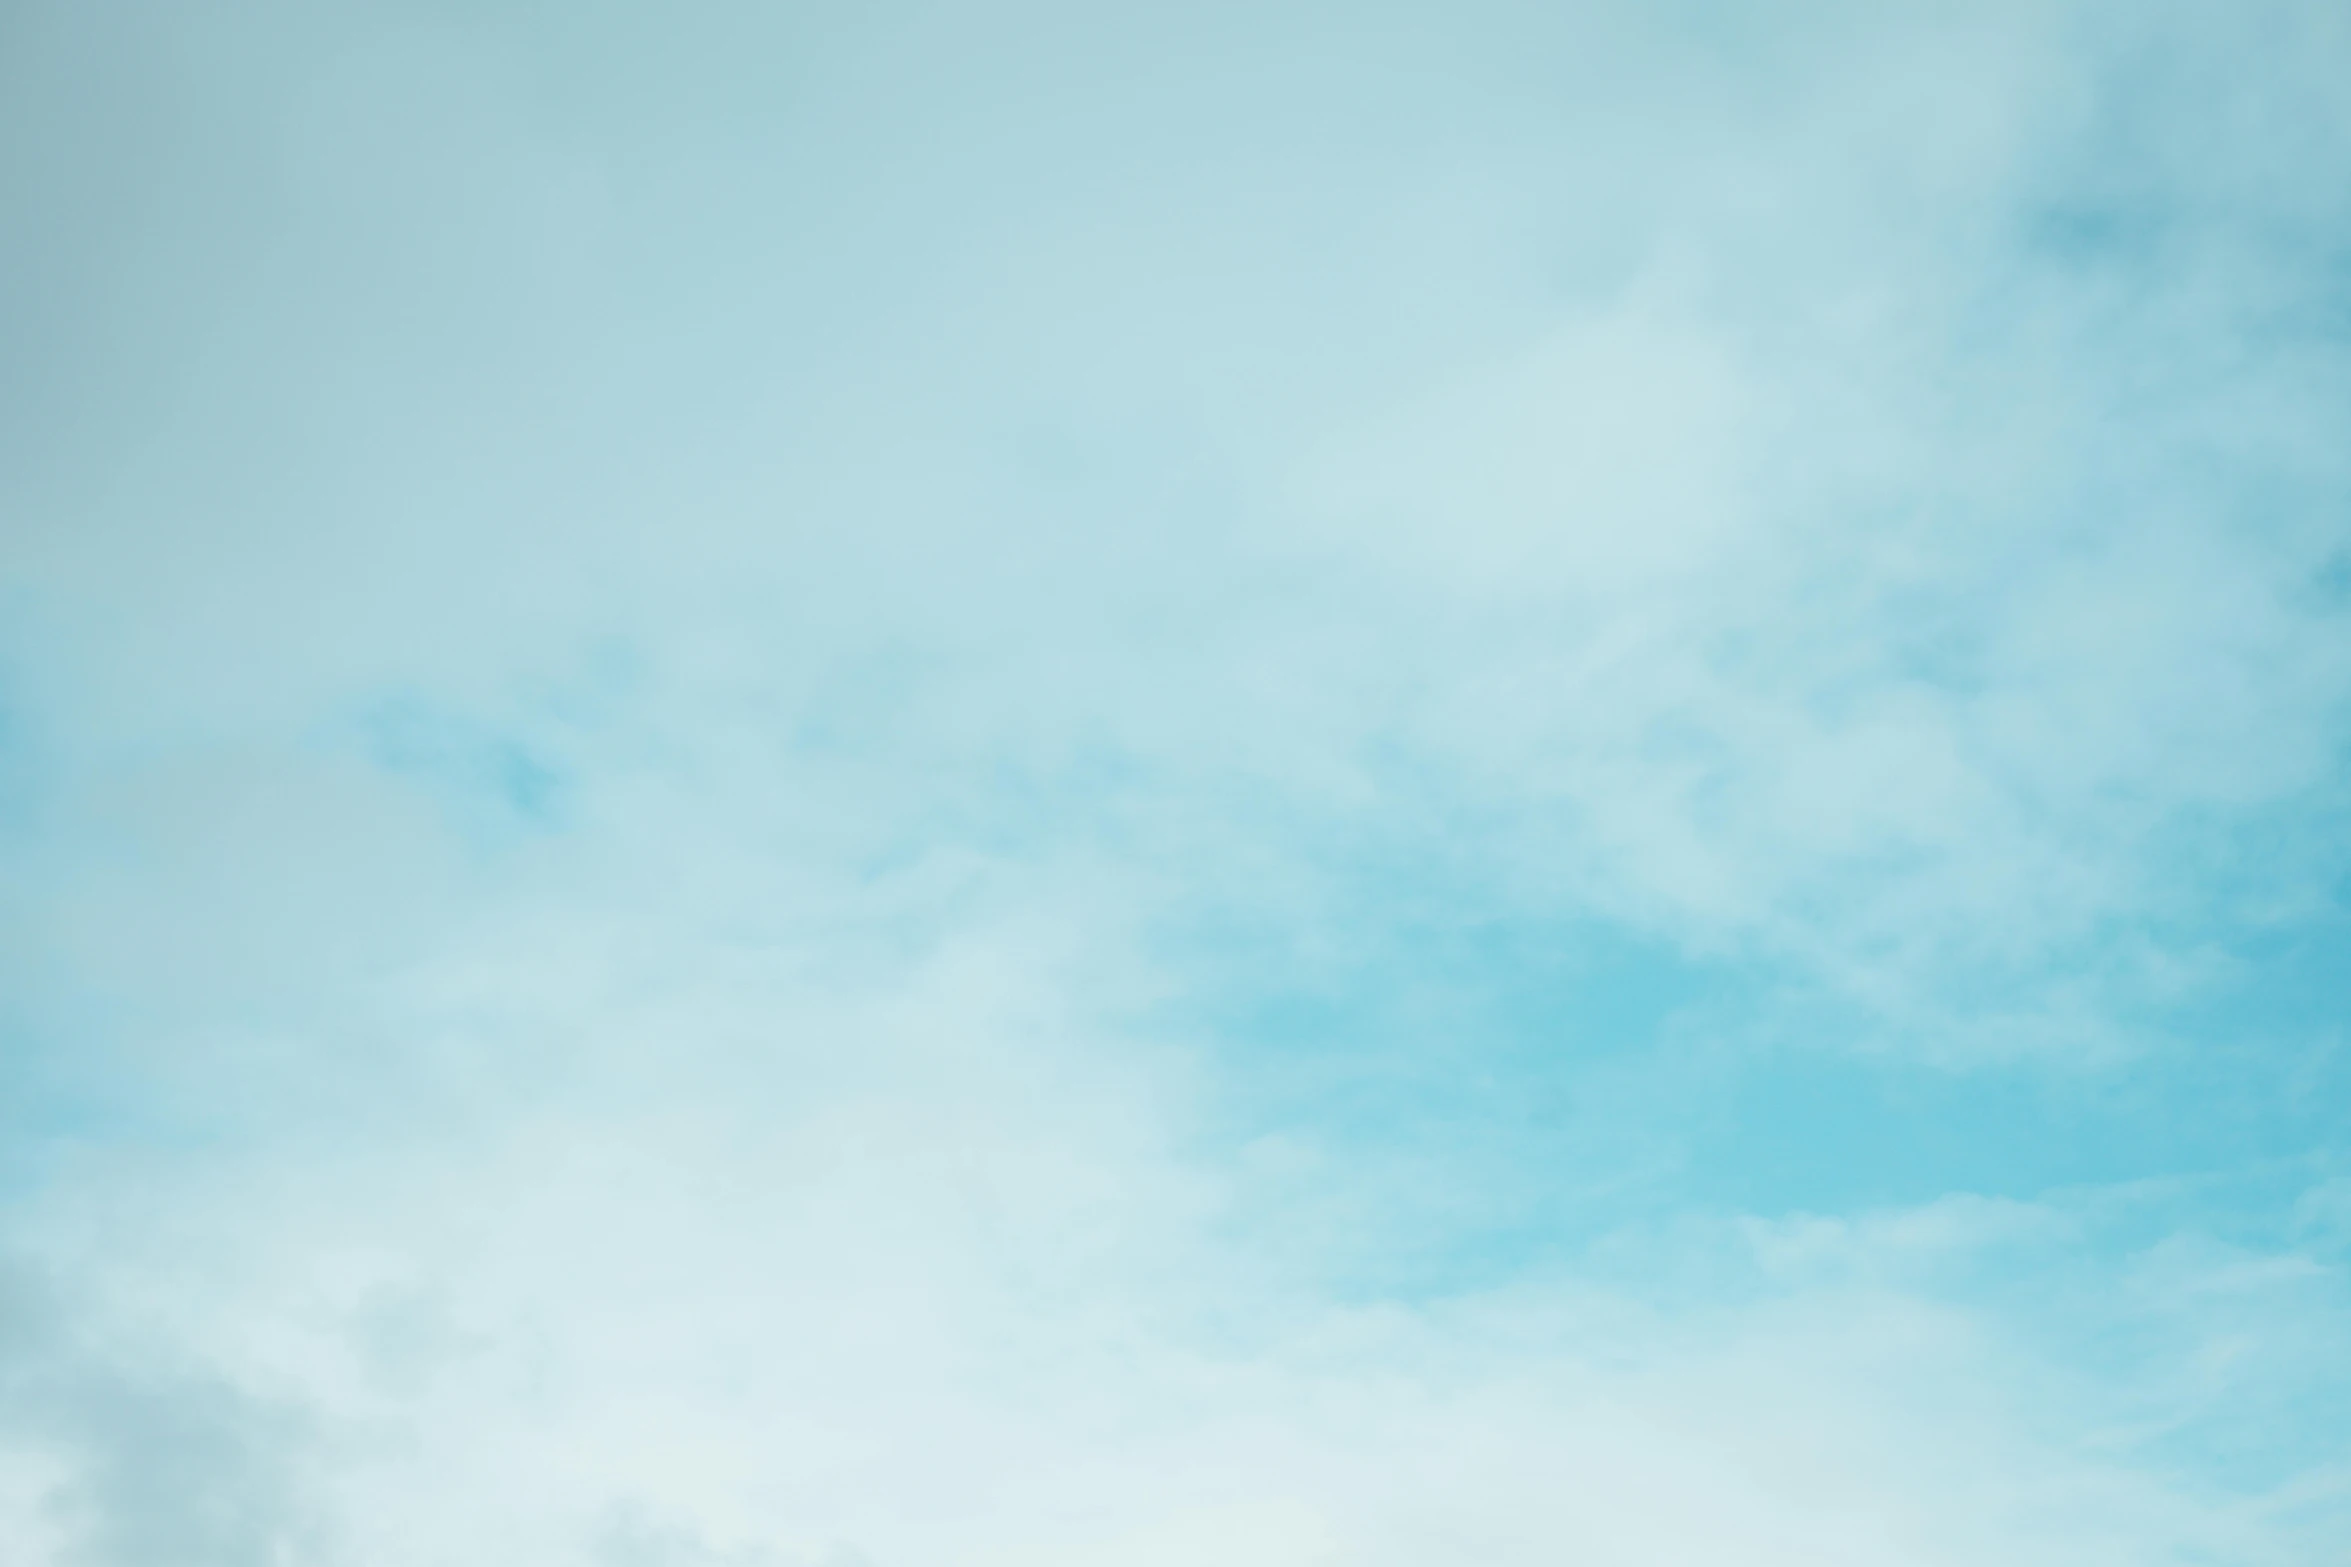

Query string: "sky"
[[3, 0, 2350, 1562]]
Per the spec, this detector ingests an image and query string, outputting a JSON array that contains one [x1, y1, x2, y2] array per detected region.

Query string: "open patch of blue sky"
[[5, 1, 2351, 1562], [354, 694, 573, 844]]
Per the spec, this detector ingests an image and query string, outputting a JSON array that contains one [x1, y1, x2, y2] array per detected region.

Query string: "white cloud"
[[9, 1079, 2345, 1564], [4, 2, 2350, 1561]]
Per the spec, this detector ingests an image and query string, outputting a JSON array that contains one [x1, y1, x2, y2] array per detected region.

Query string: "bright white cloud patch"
[[4, 0, 2349, 1562]]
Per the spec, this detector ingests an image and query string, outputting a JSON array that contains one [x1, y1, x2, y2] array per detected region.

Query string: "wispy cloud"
[[3, 0, 2348, 1561]]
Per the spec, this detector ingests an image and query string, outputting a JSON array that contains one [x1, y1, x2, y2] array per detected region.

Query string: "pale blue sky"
[[4, 2, 2350, 1562]]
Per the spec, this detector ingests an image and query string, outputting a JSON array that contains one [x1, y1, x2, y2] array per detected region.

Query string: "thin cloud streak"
[[2, 1, 2349, 1561]]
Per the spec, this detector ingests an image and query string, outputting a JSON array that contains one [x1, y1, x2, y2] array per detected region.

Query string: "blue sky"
[[4, 1, 2351, 1562]]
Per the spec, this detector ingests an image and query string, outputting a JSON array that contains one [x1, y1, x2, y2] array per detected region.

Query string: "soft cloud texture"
[[4, 0, 2349, 1561]]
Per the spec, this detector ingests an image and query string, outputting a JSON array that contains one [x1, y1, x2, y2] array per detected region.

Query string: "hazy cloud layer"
[[4, 0, 2349, 1561]]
